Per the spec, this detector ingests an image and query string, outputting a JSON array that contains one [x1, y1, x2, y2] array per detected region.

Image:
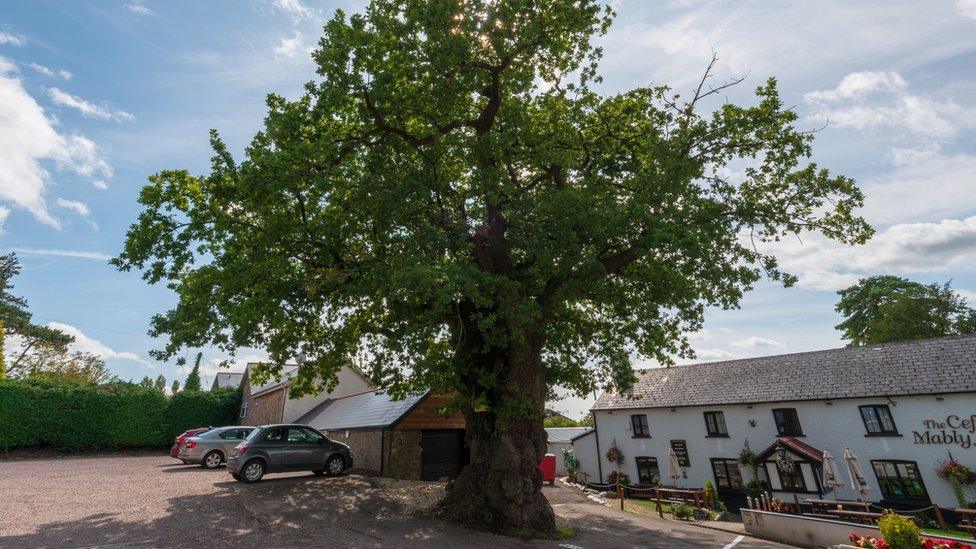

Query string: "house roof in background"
[[545, 427, 592, 444], [247, 364, 299, 396], [297, 389, 428, 431], [211, 372, 244, 390], [594, 334, 976, 410]]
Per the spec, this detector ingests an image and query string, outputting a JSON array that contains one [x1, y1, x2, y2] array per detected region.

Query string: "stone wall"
[[325, 429, 384, 473], [384, 430, 422, 480]]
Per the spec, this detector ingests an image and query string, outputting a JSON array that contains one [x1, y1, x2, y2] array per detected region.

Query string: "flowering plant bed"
[[849, 532, 972, 549], [850, 533, 888, 549]]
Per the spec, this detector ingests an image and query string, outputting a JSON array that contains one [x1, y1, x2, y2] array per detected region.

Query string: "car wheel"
[[232, 473, 242, 481], [242, 460, 265, 483], [325, 455, 346, 476], [202, 451, 224, 469]]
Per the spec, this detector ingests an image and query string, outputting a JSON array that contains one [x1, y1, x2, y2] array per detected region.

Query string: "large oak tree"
[[115, 0, 871, 532]]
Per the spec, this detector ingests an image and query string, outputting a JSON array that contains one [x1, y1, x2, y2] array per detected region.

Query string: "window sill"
[[631, 435, 652, 439], [705, 434, 730, 438], [865, 432, 902, 437]]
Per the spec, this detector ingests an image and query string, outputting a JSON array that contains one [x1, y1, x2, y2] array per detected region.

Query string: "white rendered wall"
[[282, 366, 373, 422], [579, 393, 975, 507]]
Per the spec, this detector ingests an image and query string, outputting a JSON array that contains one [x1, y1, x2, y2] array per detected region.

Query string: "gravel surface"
[[0, 454, 791, 548]]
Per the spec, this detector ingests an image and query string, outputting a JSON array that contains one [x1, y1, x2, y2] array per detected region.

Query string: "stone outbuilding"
[[297, 389, 468, 481]]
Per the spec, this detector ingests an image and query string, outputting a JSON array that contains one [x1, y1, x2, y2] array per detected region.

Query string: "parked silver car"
[[226, 424, 353, 483], [178, 426, 255, 469]]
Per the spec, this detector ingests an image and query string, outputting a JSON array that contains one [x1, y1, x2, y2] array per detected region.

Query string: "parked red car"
[[170, 427, 210, 461]]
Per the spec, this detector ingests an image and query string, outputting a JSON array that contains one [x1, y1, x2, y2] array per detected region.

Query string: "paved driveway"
[[0, 454, 791, 548]]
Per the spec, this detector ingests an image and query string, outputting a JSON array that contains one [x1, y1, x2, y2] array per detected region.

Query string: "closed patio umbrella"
[[844, 448, 871, 501], [822, 450, 845, 500], [668, 448, 681, 487]]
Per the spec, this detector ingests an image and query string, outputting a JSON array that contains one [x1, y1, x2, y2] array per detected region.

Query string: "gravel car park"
[[0, 454, 789, 548]]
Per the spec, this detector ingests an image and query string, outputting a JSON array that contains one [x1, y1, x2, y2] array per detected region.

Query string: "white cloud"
[[269, 0, 316, 22], [124, 1, 153, 16], [691, 348, 736, 362], [686, 329, 712, 341], [958, 289, 976, 303], [958, 0, 976, 19], [730, 336, 783, 350], [274, 32, 311, 59], [0, 31, 25, 46], [0, 206, 8, 234], [860, 150, 976, 226], [804, 71, 906, 102], [55, 197, 97, 229], [7, 247, 111, 260], [92, 179, 109, 190], [27, 63, 72, 80], [46, 322, 152, 367], [0, 63, 113, 228], [805, 71, 976, 141], [769, 215, 976, 291], [47, 88, 135, 122]]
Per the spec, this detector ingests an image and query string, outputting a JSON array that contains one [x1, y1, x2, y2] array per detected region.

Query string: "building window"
[[704, 411, 728, 437], [631, 414, 650, 437], [872, 460, 928, 501], [239, 402, 248, 419], [711, 459, 743, 490], [772, 408, 803, 436], [859, 405, 898, 436], [775, 460, 807, 491], [635, 457, 660, 485]]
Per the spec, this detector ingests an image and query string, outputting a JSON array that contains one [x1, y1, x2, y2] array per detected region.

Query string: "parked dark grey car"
[[226, 424, 353, 483], [178, 426, 254, 469]]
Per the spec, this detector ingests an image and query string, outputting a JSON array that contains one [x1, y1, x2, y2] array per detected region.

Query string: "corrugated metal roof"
[[594, 333, 976, 410], [546, 427, 591, 443], [297, 389, 428, 431]]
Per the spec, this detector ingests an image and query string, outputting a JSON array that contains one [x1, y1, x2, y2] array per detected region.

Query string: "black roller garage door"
[[420, 429, 468, 481]]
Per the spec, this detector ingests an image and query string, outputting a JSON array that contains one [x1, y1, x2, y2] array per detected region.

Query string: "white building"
[[573, 334, 976, 510], [545, 427, 592, 475]]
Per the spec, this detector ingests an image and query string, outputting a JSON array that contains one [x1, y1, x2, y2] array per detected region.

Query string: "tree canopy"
[[9, 342, 115, 385], [183, 352, 203, 392], [115, 0, 870, 531], [1, 254, 73, 376], [836, 275, 976, 346]]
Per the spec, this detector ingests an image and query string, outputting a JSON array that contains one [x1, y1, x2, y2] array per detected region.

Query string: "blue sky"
[[1, 1, 975, 416]]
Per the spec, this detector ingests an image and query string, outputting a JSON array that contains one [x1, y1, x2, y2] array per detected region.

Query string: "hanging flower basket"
[[606, 446, 623, 464], [937, 460, 976, 485], [739, 448, 757, 466]]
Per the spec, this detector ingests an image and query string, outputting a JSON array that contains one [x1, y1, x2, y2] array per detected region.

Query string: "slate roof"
[[211, 372, 244, 391], [594, 334, 976, 410], [248, 364, 299, 396], [546, 427, 591, 444], [296, 389, 428, 431]]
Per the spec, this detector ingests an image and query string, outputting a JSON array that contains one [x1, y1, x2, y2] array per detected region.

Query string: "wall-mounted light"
[[670, 408, 677, 412], [746, 405, 753, 409], [936, 396, 945, 401], [748, 420, 757, 427], [824, 400, 833, 406]]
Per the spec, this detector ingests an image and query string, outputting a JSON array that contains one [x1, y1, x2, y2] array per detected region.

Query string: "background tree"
[[171, 379, 181, 394], [8, 343, 114, 385], [114, 0, 870, 532], [836, 275, 976, 346], [183, 352, 202, 392], [138, 375, 154, 389], [1, 254, 73, 374], [154, 374, 167, 393]]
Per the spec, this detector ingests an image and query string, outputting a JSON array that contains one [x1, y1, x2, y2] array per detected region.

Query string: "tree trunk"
[[437, 330, 555, 534]]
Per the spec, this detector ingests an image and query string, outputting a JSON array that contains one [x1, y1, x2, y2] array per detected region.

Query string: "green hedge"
[[0, 378, 241, 451]]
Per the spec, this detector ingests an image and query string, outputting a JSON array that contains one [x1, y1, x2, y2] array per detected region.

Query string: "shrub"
[[0, 378, 240, 451], [608, 471, 631, 486], [878, 511, 923, 549], [562, 449, 580, 477], [671, 503, 694, 520]]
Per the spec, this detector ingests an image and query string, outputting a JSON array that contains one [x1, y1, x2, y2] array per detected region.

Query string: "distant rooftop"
[[247, 363, 299, 396], [595, 334, 976, 410], [211, 372, 244, 390], [545, 427, 592, 444]]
